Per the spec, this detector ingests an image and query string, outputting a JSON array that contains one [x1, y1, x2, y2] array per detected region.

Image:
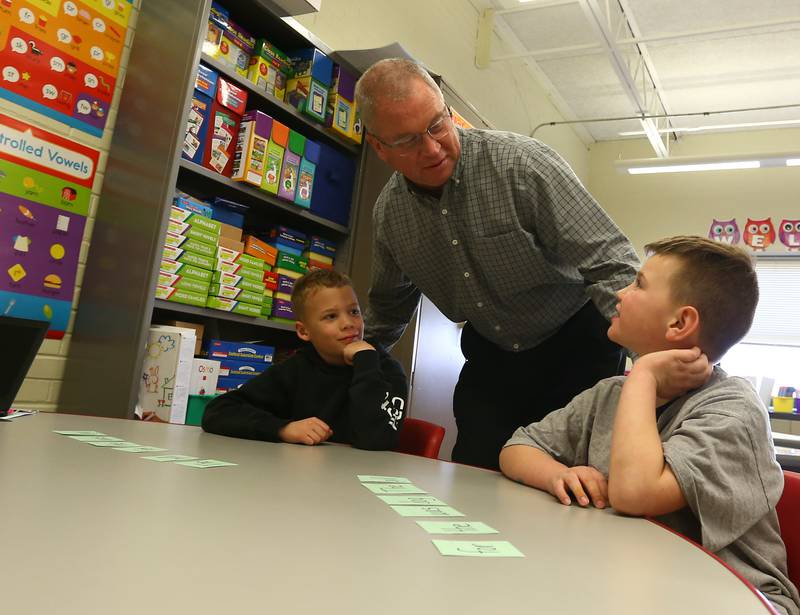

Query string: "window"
[[719, 257, 800, 404]]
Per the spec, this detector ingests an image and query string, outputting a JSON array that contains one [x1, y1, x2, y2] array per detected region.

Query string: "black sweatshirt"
[[202, 344, 407, 450]]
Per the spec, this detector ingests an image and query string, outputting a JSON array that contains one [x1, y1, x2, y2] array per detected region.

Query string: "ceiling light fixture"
[[615, 152, 800, 175], [618, 118, 800, 137]]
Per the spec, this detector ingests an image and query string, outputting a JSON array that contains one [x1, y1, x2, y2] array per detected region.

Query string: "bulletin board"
[[707, 216, 800, 256], [0, 0, 133, 137], [0, 112, 99, 338]]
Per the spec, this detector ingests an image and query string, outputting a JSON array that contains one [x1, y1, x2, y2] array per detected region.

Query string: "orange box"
[[244, 234, 271, 260]]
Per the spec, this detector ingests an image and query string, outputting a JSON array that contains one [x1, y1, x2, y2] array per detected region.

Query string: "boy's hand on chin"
[[633, 347, 713, 401], [279, 417, 333, 445], [342, 340, 375, 365]]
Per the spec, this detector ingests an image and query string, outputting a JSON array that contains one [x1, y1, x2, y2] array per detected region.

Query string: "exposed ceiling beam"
[[578, 0, 669, 156]]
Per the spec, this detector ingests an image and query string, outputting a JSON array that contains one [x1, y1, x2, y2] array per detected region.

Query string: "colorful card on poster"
[[0, 0, 133, 136], [0, 112, 98, 338]]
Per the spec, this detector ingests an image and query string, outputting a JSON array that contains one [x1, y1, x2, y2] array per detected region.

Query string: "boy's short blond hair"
[[644, 235, 758, 361], [291, 269, 353, 320]]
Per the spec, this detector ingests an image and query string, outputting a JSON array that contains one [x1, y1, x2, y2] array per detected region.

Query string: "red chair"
[[394, 418, 445, 459], [777, 470, 800, 589]]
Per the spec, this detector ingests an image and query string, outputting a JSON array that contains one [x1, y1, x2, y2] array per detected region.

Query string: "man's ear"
[[295, 320, 311, 342], [666, 306, 700, 343], [366, 133, 390, 164]]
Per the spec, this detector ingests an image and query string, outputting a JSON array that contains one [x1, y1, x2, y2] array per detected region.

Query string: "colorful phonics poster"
[[0, 0, 133, 137], [0, 112, 99, 338]]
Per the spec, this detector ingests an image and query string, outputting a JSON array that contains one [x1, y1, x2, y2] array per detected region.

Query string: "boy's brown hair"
[[644, 235, 759, 361], [291, 269, 353, 320]]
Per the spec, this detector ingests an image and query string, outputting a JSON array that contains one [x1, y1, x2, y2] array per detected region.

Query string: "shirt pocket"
[[468, 229, 568, 298]]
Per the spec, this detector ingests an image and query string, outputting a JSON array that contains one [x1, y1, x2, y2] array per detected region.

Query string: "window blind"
[[743, 258, 800, 346]]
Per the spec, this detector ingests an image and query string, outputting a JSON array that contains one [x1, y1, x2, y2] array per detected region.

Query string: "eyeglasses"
[[373, 107, 452, 156]]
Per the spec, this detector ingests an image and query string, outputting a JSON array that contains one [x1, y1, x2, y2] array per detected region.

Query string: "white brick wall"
[[5, 2, 141, 412]]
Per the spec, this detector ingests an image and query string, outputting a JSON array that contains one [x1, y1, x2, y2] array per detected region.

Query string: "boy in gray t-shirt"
[[500, 236, 799, 615]]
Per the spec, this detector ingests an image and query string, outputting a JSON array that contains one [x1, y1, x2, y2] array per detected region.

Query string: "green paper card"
[[417, 521, 498, 535], [142, 455, 199, 462], [175, 459, 237, 468], [362, 483, 427, 495], [432, 540, 524, 558], [391, 505, 464, 517], [113, 446, 168, 453], [357, 475, 411, 483], [87, 441, 140, 447], [377, 495, 448, 506], [53, 430, 106, 436], [69, 435, 123, 442]]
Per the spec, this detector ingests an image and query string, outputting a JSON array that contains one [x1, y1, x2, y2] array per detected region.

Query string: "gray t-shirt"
[[505, 367, 799, 615]]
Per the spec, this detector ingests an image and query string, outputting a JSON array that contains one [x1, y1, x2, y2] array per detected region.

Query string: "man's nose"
[[419, 132, 442, 156]]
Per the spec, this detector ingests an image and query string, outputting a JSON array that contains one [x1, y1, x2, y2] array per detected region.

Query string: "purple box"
[[219, 358, 269, 378], [271, 298, 296, 320], [203, 339, 274, 363], [332, 65, 356, 101], [277, 275, 296, 295]]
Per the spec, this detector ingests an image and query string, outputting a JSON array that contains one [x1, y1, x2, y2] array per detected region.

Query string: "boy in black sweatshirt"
[[202, 269, 407, 450]]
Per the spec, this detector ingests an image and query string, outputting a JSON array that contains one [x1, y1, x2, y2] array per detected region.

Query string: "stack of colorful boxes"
[[325, 64, 362, 145], [206, 199, 265, 317], [203, 2, 256, 79], [157, 193, 220, 307], [202, 339, 274, 393], [267, 225, 309, 323], [246, 38, 292, 101], [285, 48, 333, 123], [304, 236, 337, 271]]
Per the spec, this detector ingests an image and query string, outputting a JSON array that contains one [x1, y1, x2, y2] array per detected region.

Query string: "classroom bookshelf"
[[59, 0, 366, 418]]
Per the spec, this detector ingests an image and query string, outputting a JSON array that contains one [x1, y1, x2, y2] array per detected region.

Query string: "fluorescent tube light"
[[618, 118, 800, 137], [788, 159, 800, 166], [627, 161, 760, 174]]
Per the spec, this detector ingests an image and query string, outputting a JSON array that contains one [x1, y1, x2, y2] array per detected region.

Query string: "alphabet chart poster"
[[0, 112, 98, 338], [0, 0, 133, 137]]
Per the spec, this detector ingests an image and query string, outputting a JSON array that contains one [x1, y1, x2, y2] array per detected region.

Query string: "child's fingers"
[[583, 476, 607, 508], [563, 474, 590, 507], [552, 479, 573, 506]]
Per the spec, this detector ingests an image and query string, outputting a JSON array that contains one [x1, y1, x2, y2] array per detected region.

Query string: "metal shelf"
[[178, 159, 349, 235], [153, 299, 296, 332], [200, 53, 361, 155]]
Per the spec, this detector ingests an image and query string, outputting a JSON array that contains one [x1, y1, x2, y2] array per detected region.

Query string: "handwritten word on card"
[[362, 483, 427, 495], [175, 459, 237, 469], [391, 505, 464, 517], [357, 475, 411, 483], [417, 521, 498, 535], [376, 495, 448, 506], [432, 540, 524, 558]]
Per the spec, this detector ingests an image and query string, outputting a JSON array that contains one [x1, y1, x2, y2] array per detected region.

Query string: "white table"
[[1, 413, 773, 614]]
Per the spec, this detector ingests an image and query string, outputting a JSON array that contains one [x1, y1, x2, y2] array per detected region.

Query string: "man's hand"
[[342, 340, 375, 366], [548, 466, 608, 508], [632, 347, 712, 402], [278, 417, 333, 445]]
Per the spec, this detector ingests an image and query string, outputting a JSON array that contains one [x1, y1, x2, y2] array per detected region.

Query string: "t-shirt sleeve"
[[503, 385, 599, 467], [662, 406, 780, 552]]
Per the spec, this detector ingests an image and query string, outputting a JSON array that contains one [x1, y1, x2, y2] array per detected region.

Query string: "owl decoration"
[[742, 218, 776, 251], [707, 218, 740, 244], [779, 219, 800, 252]]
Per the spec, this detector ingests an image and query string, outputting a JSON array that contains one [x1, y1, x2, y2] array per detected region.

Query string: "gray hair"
[[354, 58, 444, 130]]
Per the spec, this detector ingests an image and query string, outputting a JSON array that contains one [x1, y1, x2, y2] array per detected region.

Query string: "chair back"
[[395, 418, 445, 459], [777, 470, 800, 589]]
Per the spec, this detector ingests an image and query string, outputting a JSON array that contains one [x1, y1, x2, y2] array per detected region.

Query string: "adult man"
[[356, 58, 639, 470]]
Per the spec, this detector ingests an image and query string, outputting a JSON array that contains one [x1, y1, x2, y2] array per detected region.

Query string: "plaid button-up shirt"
[[364, 128, 639, 352]]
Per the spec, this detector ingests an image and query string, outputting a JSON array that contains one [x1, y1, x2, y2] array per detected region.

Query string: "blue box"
[[216, 376, 252, 392], [203, 339, 275, 363], [212, 198, 249, 228], [195, 64, 218, 98], [219, 358, 270, 379], [182, 89, 213, 164], [288, 48, 334, 86], [173, 192, 213, 217], [310, 142, 356, 226]]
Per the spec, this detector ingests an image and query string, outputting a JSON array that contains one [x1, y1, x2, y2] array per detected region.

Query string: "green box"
[[159, 258, 213, 283], [208, 284, 264, 306], [211, 271, 266, 293], [163, 246, 215, 270], [158, 272, 211, 294], [185, 394, 219, 426], [214, 259, 264, 282], [262, 140, 284, 194], [206, 296, 263, 317], [170, 206, 222, 236], [155, 285, 208, 307], [216, 247, 263, 270], [164, 233, 217, 258], [167, 220, 220, 246], [275, 252, 308, 274]]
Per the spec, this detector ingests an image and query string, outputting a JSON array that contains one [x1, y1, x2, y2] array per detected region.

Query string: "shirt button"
[[451, 239, 458, 246], [494, 325, 501, 331], [463, 272, 470, 278], [513, 343, 520, 350], [441, 209, 448, 215], [476, 302, 483, 308]]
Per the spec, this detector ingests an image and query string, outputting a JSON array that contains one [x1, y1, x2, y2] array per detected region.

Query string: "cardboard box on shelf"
[[164, 320, 206, 356]]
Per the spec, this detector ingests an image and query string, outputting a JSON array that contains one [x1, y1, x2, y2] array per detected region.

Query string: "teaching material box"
[[136, 326, 196, 424]]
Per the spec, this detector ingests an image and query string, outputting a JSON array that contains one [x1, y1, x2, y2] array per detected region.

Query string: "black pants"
[[451, 302, 625, 471]]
